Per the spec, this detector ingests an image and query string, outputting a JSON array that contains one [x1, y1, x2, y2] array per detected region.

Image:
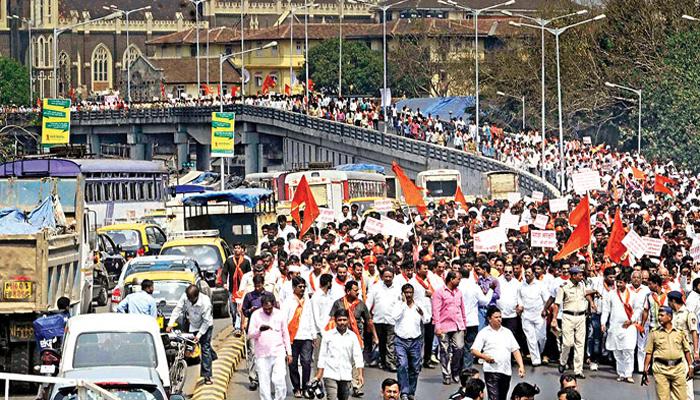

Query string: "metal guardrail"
[[0, 372, 121, 400], [4, 105, 560, 198]]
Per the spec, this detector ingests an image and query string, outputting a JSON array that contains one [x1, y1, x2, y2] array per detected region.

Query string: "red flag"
[[391, 161, 427, 216], [284, 84, 291, 96], [217, 84, 221, 96], [261, 74, 277, 95], [230, 85, 239, 97], [554, 197, 591, 260], [604, 208, 627, 263], [654, 175, 676, 196], [160, 82, 165, 98], [631, 166, 646, 181], [568, 195, 589, 226], [454, 185, 468, 210], [291, 175, 320, 238], [307, 79, 314, 92]]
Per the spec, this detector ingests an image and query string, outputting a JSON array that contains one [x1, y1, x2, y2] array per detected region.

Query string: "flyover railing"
[[4, 105, 560, 198]]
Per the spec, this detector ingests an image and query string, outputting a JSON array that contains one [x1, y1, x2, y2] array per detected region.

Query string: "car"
[[90, 260, 111, 307], [97, 223, 168, 259], [59, 313, 171, 392], [110, 256, 202, 310], [159, 231, 232, 318], [97, 233, 127, 286], [49, 366, 185, 400]]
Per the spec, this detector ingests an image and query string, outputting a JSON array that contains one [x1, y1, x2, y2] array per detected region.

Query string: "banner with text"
[[211, 112, 235, 157], [531, 230, 557, 248], [41, 98, 71, 145]]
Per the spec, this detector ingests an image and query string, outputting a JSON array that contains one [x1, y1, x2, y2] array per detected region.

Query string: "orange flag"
[[291, 175, 320, 238], [631, 166, 646, 181], [454, 185, 468, 210], [391, 161, 427, 216], [554, 197, 591, 261], [654, 175, 676, 197], [604, 208, 627, 263], [568, 195, 590, 226], [284, 84, 292, 96]]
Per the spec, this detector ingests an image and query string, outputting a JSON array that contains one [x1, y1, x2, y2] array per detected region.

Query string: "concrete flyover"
[[5, 105, 560, 198]]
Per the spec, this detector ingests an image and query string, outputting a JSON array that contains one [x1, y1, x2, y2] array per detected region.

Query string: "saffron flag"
[[454, 185, 468, 210], [631, 166, 646, 181], [654, 175, 676, 196], [285, 84, 292, 96], [290, 175, 320, 238], [261, 74, 277, 95], [307, 79, 314, 92], [604, 208, 627, 263], [230, 85, 239, 97], [568, 195, 590, 226], [554, 197, 591, 260], [391, 161, 427, 216]]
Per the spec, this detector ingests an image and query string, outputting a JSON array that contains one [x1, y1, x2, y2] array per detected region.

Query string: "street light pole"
[[103, 5, 151, 105], [511, 14, 606, 191], [305, 0, 309, 111], [440, 0, 515, 150], [605, 81, 642, 154], [241, 0, 245, 101], [189, 0, 208, 99], [8, 16, 33, 105], [338, 0, 344, 97], [503, 9, 587, 179], [497, 90, 525, 130], [289, 2, 318, 99]]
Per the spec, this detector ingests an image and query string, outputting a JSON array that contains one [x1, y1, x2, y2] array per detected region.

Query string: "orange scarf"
[[617, 289, 643, 333], [230, 256, 245, 300], [288, 296, 305, 341], [415, 274, 433, 292], [309, 272, 318, 292], [325, 296, 363, 347]]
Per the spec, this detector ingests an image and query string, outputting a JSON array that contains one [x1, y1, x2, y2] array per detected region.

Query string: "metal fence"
[[5, 105, 560, 198]]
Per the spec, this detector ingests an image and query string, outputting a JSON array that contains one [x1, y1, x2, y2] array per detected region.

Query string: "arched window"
[[91, 44, 112, 90], [58, 52, 70, 93], [46, 36, 53, 67], [32, 36, 38, 67], [122, 45, 141, 69], [36, 36, 45, 67]]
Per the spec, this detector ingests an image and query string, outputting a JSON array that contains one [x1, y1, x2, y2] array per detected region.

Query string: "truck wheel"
[[9, 343, 35, 392], [96, 285, 108, 307]]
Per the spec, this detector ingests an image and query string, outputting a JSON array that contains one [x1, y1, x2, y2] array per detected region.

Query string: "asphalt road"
[[227, 360, 699, 400]]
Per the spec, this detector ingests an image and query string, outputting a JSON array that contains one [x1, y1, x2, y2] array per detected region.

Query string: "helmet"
[[303, 379, 325, 399]]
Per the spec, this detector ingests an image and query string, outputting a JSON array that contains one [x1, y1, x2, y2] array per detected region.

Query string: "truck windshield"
[[103, 230, 142, 251], [426, 180, 458, 197], [161, 245, 222, 271], [73, 332, 157, 368]]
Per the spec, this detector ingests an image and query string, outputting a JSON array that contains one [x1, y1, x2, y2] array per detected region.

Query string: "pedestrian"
[[393, 283, 425, 400], [449, 378, 486, 400], [248, 294, 292, 400], [642, 306, 694, 400], [167, 285, 216, 385], [242, 273, 277, 391], [412, 260, 437, 370], [471, 306, 525, 400], [600, 272, 637, 383], [366, 268, 401, 372], [221, 242, 251, 336], [315, 308, 365, 400], [380, 378, 400, 400], [459, 266, 495, 369], [509, 382, 540, 400], [432, 271, 467, 385], [282, 276, 317, 398], [556, 388, 581, 400], [552, 266, 594, 378], [116, 279, 157, 317], [667, 290, 699, 400], [516, 266, 548, 366]]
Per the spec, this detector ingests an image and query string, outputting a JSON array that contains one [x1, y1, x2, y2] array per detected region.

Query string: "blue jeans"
[[462, 326, 479, 369], [395, 336, 423, 396], [229, 298, 241, 330], [199, 327, 216, 379], [587, 313, 602, 363], [478, 307, 488, 329]]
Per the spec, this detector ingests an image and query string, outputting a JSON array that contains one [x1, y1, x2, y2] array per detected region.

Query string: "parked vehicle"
[[97, 222, 168, 259]]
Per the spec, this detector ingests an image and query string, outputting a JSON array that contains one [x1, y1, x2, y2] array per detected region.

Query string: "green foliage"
[[306, 39, 382, 96], [0, 56, 30, 106]]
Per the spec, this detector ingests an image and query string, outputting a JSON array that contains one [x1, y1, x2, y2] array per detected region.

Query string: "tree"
[[306, 39, 382, 96], [0, 56, 30, 106]]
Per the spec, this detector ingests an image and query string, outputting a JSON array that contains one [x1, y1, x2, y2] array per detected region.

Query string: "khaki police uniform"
[[555, 280, 588, 374], [645, 326, 691, 400], [671, 306, 698, 400]]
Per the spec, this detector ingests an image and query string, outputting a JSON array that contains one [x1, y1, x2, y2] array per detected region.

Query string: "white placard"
[[474, 227, 508, 250], [690, 239, 700, 261], [531, 230, 557, 248], [374, 199, 395, 213], [549, 197, 569, 213], [499, 212, 521, 231], [622, 230, 646, 259], [643, 237, 664, 257], [363, 217, 384, 235], [572, 169, 602, 194], [532, 191, 544, 202], [641, 194, 655, 203], [316, 208, 337, 224], [474, 234, 500, 253], [534, 214, 549, 230], [583, 136, 592, 145], [507, 192, 522, 204], [380, 216, 412, 240]]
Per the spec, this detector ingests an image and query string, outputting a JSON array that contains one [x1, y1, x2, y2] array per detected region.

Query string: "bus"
[[76, 159, 169, 227], [416, 169, 462, 203], [246, 171, 289, 201], [284, 169, 387, 216]]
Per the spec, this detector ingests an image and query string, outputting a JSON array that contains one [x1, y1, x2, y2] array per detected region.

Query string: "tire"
[[8, 343, 36, 393], [170, 359, 188, 394], [96, 285, 108, 307]]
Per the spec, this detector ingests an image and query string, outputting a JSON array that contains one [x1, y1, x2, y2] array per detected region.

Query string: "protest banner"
[[622, 230, 646, 259], [531, 230, 557, 248]]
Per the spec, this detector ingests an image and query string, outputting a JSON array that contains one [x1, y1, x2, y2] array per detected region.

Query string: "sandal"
[[204, 377, 213, 385]]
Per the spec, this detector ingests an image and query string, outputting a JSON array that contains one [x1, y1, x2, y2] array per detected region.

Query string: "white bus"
[[416, 169, 462, 203]]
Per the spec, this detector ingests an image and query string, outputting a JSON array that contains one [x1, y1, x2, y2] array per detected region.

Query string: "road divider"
[[190, 326, 246, 400]]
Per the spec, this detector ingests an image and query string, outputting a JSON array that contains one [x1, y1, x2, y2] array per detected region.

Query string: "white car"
[[59, 313, 171, 390]]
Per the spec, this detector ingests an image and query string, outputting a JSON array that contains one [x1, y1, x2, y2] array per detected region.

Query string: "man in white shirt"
[[393, 283, 426, 400], [366, 269, 402, 372], [496, 265, 521, 348], [601, 273, 637, 383], [458, 269, 494, 369], [471, 306, 525, 400], [282, 276, 317, 397], [311, 274, 335, 335], [331, 264, 350, 300], [314, 308, 365, 400], [628, 270, 651, 372], [411, 261, 436, 369], [516, 266, 549, 366]]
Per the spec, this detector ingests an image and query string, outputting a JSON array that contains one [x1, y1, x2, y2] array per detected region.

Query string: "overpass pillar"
[[174, 125, 189, 169], [87, 128, 101, 157], [196, 144, 211, 171], [127, 125, 147, 160], [241, 123, 261, 174]]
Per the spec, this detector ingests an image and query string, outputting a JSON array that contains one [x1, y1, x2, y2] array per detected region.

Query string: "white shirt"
[[330, 277, 348, 301], [496, 276, 521, 318], [459, 278, 493, 327], [393, 302, 425, 340], [317, 328, 364, 381], [471, 325, 520, 376], [282, 294, 317, 341], [517, 279, 549, 321], [685, 290, 700, 324], [410, 276, 433, 320], [366, 282, 401, 324], [311, 288, 335, 333]]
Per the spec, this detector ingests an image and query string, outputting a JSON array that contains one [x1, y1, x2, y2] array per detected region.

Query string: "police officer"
[[642, 306, 694, 400], [552, 266, 594, 379], [667, 290, 699, 400]]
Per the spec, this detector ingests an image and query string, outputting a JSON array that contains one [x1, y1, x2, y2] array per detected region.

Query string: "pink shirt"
[[432, 285, 467, 333], [248, 308, 292, 358]]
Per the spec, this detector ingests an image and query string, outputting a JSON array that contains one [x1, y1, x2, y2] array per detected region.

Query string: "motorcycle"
[[33, 314, 66, 400]]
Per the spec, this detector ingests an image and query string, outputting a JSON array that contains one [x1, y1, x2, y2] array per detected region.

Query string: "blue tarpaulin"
[[395, 96, 475, 121], [171, 184, 213, 195], [183, 188, 273, 208], [335, 164, 385, 174], [0, 196, 56, 234]]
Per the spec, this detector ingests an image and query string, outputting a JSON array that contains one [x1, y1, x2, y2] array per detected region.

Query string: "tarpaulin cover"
[[33, 312, 69, 350], [335, 164, 386, 174], [171, 184, 213, 195], [395, 96, 475, 121], [191, 171, 219, 184], [183, 188, 273, 208], [0, 196, 56, 234]]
